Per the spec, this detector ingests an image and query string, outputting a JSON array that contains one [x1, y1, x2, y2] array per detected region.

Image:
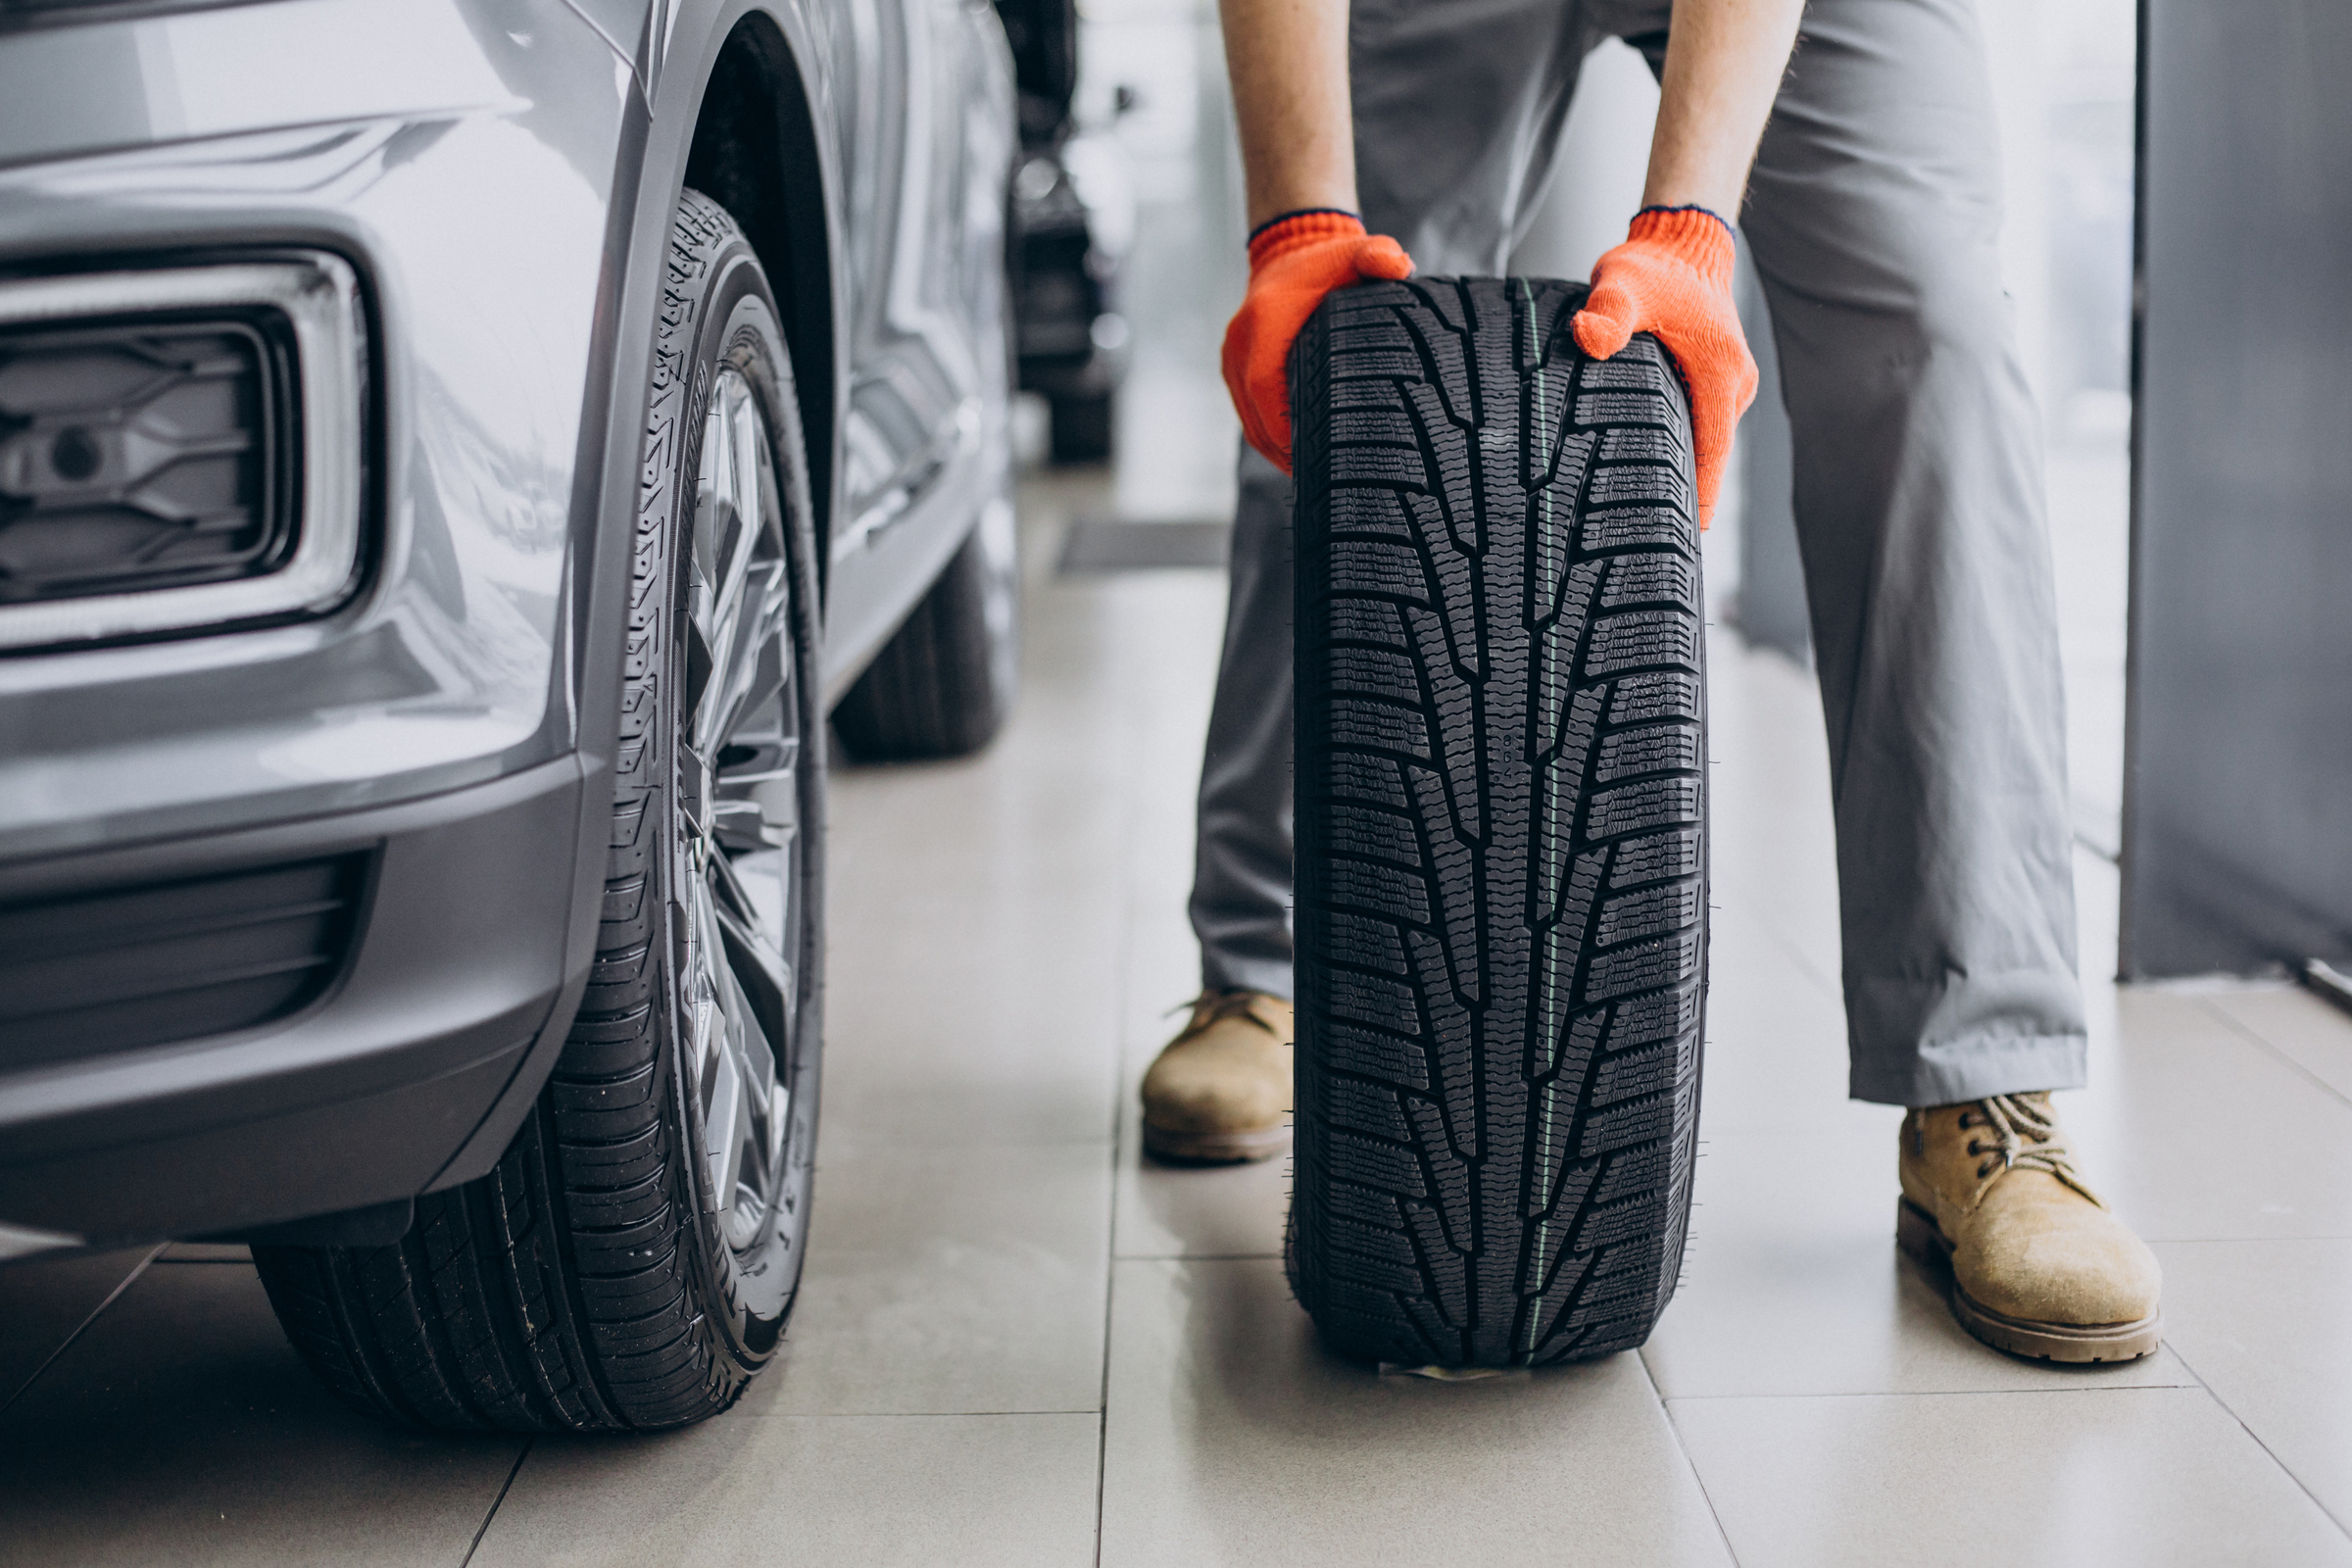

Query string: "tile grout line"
[[1658, 1371, 2352, 1549], [0, 1244, 164, 1417], [1658, 1383, 2201, 1402], [1641, 1352, 1745, 1567], [2192, 996, 2352, 1117], [1752, 918, 1840, 1002], [2150, 1323, 2352, 1544], [1094, 753, 1140, 1568], [745, 1409, 1110, 1419], [1093, 1081, 1122, 1568], [459, 1438, 532, 1568], [1091, 1266, 1116, 1568], [2150, 1235, 2352, 1246]]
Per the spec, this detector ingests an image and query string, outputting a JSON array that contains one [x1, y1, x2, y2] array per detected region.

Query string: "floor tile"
[[1112, 909, 1293, 1262], [1704, 629, 1841, 959], [2155, 1239, 2352, 1532], [1099, 1258, 1733, 1567], [821, 566, 1221, 1152], [1644, 1130, 2197, 1398], [1691, 899, 1853, 1140], [157, 1244, 253, 1262], [819, 923, 1124, 1148], [1111, 1108, 1290, 1261], [2068, 988, 2352, 1240], [0, 1247, 153, 1407], [2202, 986, 2352, 1108], [1116, 909, 1211, 1071], [756, 1140, 1110, 1415], [2076, 845, 2125, 1037], [1670, 1387, 2352, 1568], [823, 742, 1129, 1148], [0, 1260, 520, 1568], [471, 1413, 1101, 1568]]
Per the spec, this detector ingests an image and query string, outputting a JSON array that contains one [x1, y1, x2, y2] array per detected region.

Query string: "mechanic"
[[1139, 0, 2164, 1358]]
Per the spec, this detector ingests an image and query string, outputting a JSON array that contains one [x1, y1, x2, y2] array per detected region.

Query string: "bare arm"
[[1217, 0, 1805, 230], [1220, 0, 1357, 229], [1642, 0, 1805, 215]]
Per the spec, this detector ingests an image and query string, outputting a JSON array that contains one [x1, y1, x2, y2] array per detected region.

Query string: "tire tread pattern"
[[1292, 276, 1707, 1367]]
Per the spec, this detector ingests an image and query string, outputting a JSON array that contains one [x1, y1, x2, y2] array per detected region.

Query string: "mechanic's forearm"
[[1642, 0, 1806, 216], [1220, 0, 1357, 229]]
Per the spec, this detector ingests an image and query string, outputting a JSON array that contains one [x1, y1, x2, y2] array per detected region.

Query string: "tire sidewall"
[[645, 201, 827, 1371]]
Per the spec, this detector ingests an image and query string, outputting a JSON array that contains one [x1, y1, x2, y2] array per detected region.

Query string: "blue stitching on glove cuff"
[[1248, 207, 1360, 245], [1637, 203, 1737, 240]]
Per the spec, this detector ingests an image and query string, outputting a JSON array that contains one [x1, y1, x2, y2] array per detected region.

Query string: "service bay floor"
[[6, 473, 2352, 1568]]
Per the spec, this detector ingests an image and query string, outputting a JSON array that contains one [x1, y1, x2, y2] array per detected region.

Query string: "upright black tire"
[[256, 192, 827, 1430], [832, 498, 1019, 760], [1289, 276, 1708, 1368]]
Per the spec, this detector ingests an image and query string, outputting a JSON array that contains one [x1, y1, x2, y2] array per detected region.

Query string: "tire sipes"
[[254, 192, 827, 1431], [1288, 275, 1709, 1368]]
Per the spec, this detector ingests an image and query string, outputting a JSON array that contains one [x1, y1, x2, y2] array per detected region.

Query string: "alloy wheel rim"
[[674, 362, 802, 1263]]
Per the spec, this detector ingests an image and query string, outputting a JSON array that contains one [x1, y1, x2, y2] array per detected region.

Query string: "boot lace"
[[1172, 990, 1281, 1040], [1956, 1093, 2098, 1202]]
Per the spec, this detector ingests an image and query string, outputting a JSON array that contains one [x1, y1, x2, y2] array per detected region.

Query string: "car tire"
[[831, 497, 1019, 760], [1049, 389, 1113, 464], [255, 190, 827, 1431], [1287, 276, 1708, 1367]]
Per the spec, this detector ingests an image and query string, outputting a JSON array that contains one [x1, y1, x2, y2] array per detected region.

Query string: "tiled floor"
[[5, 477, 2351, 1567]]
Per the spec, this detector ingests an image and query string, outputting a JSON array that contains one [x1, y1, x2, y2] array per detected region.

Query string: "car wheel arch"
[[550, 1, 846, 1116], [681, 12, 843, 593]]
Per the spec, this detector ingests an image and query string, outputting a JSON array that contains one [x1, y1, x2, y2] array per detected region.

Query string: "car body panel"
[[0, 2, 630, 859], [0, 0, 1013, 1251], [0, 757, 580, 1244], [818, 0, 1011, 695]]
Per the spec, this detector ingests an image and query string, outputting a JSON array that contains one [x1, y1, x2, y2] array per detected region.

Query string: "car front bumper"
[[0, 0, 641, 1253], [0, 756, 590, 1254]]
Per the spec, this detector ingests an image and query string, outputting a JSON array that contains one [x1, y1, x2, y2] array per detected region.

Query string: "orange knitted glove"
[[1221, 210, 1414, 473], [1572, 206, 1758, 527]]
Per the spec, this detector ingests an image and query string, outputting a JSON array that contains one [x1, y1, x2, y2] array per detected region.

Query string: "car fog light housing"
[[0, 253, 364, 651]]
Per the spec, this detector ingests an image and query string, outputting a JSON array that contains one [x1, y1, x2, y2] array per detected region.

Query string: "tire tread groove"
[[1292, 275, 1707, 1368]]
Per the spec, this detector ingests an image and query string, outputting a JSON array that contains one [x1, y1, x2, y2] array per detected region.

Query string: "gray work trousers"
[[1189, 0, 2088, 1106]]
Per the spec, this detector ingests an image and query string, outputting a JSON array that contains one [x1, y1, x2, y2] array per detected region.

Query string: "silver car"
[[0, 0, 1018, 1429]]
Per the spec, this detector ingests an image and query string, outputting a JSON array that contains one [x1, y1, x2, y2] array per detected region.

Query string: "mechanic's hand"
[[1222, 210, 1414, 473], [1573, 206, 1757, 527]]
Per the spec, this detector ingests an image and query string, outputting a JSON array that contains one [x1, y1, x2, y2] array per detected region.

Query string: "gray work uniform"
[[1190, 0, 2088, 1106]]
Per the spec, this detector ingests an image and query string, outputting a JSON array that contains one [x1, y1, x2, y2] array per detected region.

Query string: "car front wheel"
[[256, 190, 826, 1431]]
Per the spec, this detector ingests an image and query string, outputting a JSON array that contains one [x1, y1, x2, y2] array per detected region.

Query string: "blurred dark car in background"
[[997, 0, 1133, 462]]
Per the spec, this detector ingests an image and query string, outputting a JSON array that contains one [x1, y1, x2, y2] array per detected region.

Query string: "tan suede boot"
[[1897, 1092, 2163, 1362], [1141, 991, 1293, 1163]]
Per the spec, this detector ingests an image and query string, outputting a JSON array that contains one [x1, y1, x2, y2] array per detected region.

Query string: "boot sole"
[[1896, 1198, 2163, 1364], [1143, 1119, 1290, 1165]]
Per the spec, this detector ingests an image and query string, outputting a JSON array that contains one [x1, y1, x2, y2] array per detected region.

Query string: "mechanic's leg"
[[1738, 0, 2085, 1108], [1159, 0, 1606, 1162], [1154, 441, 1302, 1163], [1734, 0, 2158, 1357], [1186, 0, 1611, 993], [1190, 446, 1299, 1003], [1351, 0, 1608, 269]]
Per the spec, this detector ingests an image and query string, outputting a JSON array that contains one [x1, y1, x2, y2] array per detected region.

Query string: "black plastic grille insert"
[[0, 312, 298, 607], [0, 853, 367, 1071]]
